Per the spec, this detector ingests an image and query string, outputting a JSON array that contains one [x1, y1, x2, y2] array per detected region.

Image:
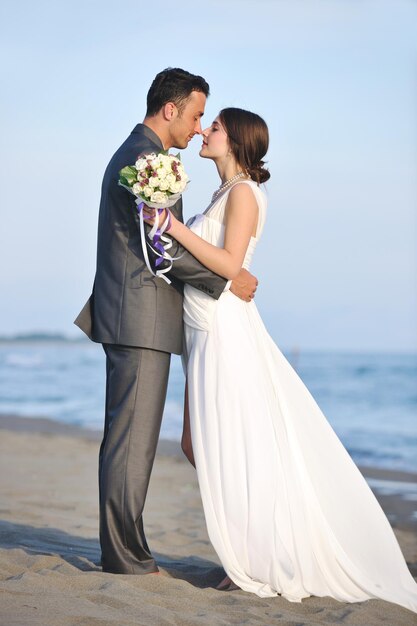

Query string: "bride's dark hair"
[[218, 108, 270, 184]]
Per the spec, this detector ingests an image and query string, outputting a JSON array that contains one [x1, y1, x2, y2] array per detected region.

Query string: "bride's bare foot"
[[216, 575, 230, 590], [216, 575, 240, 591]]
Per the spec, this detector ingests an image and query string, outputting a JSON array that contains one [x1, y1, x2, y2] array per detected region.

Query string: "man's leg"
[[99, 344, 171, 574]]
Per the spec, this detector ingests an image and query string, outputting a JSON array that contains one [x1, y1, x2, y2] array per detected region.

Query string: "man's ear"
[[163, 102, 176, 121]]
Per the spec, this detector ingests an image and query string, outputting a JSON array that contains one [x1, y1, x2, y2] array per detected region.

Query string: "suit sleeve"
[[164, 237, 227, 300]]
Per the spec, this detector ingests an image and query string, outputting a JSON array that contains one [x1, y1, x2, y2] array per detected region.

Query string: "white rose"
[[149, 175, 160, 188], [159, 178, 170, 191], [150, 191, 167, 204], [160, 154, 172, 169], [132, 182, 143, 195], [150, 156, 161, 169], [142, 186, 152, 198], [169, 181, 183, 194], [157, 166, 168, 179], [166, 173, 176, 186], [178, 167, 187, 181], [174, 173, 187, 187], [135, 157, 148, 172]]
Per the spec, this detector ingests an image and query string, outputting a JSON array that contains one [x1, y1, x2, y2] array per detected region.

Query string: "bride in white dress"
[[147, 108, 417, 614]]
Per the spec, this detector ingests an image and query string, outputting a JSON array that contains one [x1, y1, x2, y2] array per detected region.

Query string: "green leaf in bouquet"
[[119, 165, 138, 186]]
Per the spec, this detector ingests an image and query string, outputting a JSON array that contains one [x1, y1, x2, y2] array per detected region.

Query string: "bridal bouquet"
[[119, 151, 189, 208], [119, 152, 189, 283]]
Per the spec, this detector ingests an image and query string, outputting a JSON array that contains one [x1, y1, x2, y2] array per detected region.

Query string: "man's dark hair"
[[146, 67, 210, 117]]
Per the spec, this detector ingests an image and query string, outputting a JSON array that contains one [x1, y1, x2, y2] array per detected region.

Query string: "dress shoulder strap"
[[206, 179, 267, 238]]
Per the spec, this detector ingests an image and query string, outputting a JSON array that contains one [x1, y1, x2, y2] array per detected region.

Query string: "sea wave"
[[1, 345, 416, 472]]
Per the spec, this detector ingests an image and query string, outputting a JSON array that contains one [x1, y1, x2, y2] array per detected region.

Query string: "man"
[[75, 68, 257, 575]]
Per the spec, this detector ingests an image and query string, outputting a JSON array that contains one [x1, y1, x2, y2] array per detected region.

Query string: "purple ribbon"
[[137, 202, 172, 268], [153, 210, 165, 268]]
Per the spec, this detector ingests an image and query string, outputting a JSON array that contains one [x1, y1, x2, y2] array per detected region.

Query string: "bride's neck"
[[215, 158, 243, 184]]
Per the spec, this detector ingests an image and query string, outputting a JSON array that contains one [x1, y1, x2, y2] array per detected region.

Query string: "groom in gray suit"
[[75, 68, 257, 575]]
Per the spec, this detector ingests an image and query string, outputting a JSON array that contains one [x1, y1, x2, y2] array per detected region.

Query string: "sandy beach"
[[0, 415, 416, 626]]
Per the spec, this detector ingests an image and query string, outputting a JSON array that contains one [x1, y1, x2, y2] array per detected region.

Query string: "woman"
[[146, 108, 417, 613]]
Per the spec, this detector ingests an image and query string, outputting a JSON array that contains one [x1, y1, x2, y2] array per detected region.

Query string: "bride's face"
[[199, 116, 230, 160]]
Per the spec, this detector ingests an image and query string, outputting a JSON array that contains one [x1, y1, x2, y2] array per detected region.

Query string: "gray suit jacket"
[[74, 124, 226, 355]]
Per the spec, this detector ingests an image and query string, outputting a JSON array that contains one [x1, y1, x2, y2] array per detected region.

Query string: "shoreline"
[[1, 412, 416, 480]]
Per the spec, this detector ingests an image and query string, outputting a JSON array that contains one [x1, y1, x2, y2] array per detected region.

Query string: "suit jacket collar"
[[131, 123, 163, 149]]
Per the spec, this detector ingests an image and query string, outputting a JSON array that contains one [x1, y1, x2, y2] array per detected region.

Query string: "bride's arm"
[[167, 184, 258, 280]]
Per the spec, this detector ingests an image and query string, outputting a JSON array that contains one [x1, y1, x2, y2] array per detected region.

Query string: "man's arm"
[[168, 238, 227, 299], [145, 201, 258, 301], [146, 219, 258, 301]]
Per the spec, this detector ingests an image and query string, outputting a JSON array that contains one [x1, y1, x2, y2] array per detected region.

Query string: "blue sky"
[[0, 0, 416, 351]]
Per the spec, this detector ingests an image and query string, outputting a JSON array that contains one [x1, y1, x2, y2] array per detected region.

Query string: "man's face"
[[168, 91, 206, 149]]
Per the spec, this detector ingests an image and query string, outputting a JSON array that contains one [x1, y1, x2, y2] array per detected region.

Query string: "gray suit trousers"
[[100, 344, 171, 574]]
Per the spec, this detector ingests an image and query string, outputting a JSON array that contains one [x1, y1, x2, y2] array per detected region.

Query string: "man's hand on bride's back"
[[230, 268, 258, 302]]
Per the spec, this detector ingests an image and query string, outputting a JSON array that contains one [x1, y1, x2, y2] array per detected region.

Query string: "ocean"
[[0, 341, 416, 473]]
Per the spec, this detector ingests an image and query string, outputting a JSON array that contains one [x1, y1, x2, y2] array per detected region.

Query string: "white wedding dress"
[[182, 179, 417, 613]]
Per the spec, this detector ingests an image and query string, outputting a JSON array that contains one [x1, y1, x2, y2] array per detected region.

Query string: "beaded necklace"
[[211, 171, 247, 203]]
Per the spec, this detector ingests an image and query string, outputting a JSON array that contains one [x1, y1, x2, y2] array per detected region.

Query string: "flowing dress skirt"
[[183, 288, 417, 613]]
